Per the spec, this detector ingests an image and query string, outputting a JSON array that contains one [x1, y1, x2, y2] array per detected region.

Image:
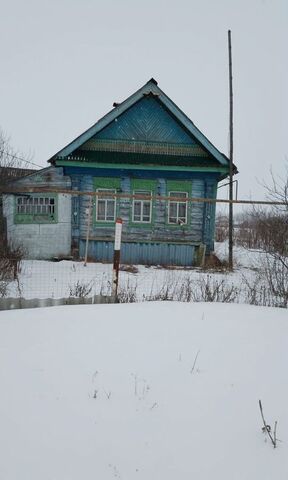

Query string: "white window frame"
[[16, 195, 56, 216], [168, 191, 188, 225], [132, 189, 152, 223], [96, 188, 116, 222]]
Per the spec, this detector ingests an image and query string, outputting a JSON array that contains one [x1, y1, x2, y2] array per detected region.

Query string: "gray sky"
[[1, 0, 287, 203]]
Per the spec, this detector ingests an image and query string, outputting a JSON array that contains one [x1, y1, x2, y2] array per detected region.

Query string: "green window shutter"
[[166, 180, 192, 195], [131, 179, 157, 191], [93, 177, 121, 190]]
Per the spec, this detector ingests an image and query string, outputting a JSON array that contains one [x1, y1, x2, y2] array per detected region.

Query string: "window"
[[168, 191, 188, 224], [132, 190, 152, 223], [15, 195, 57, 223], [93, 177, 120, 224], [96, 188, 116, 222], [16, 196, 55, 215], [130, 179, 156, 226]]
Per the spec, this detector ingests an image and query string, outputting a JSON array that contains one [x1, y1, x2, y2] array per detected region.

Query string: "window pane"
[[134, 189, 150, 197], [170, 191, 187, 199], [133, 202, 141, 222], [178, 203, 187, 218], [97, 200, 106, 220], [106, 200, 115, 220], [169, 203, 177, 217], [142, 202, 151, 221], [97, 188, 115, 199], [134, 201, 141, 213], [143, 202, 151, 215]]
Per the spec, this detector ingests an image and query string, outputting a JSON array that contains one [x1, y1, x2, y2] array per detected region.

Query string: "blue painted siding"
[[63, 166, 221, 181], [69, 170, 218, 264], [93, 97, 195, 145]]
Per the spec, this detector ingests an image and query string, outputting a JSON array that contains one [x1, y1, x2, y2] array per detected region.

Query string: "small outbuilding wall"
[[3, 167, 72, 259], [3, 193, 72, 259]]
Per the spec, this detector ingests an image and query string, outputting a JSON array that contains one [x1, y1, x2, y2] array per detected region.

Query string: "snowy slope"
[[0, 302, 287, 479]]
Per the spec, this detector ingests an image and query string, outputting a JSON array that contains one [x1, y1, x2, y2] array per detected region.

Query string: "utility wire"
[[0, 149, 43, 169]]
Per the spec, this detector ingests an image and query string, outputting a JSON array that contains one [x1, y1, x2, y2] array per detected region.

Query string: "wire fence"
[[0, 239, 287, 309], [0, 186, 287, 307]]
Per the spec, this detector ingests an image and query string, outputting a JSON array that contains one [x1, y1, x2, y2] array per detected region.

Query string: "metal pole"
[[112, 218, 123, 298], [228, 29, 234, 270], [84, 195, 92, 266]]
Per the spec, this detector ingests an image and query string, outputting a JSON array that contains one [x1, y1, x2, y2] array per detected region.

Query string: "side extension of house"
[[3, 167, 71, 259]]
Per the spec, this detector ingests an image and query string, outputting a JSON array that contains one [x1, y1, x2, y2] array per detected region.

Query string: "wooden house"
[[3, 79, 236, 265]]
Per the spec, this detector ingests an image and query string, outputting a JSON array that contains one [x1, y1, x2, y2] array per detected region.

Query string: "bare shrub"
[[0, 243, 24, 283], [175, 275, 194, 302], [241, 254, 288, 308], [241, 273, 274, 307], [235, 209, 288, 253], [262, 256, 288, 308], [191, 275, 239, 303], [145, 285, 173, 302], [142, 273, 239, 304], [117, 282, 138, 303], [0, 242, 25, 298], [0, 281, 8, 298], [144, 274, 183, 302], [69, 280, 93, 298], [215, 214, 229, 242]]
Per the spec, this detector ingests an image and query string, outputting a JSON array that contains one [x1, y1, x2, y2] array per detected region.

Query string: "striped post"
[[112, 218, 123, 298]]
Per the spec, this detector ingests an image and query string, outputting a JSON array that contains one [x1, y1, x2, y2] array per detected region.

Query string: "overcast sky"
[[1, 0, 287, 203]]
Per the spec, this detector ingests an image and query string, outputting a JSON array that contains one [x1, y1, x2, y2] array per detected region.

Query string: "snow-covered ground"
[[7, 242, 261, 301], [0, 302, 287, 479]]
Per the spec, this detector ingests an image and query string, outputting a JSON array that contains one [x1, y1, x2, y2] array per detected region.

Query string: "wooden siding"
[[71, 172, 218, 262], [90, 97, 196, 145], [10, 166, 71, 190], [51, 79, 231, 168]]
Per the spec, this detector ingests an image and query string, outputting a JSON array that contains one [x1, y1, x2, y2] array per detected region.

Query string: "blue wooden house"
[[4, 79, 236, 265]]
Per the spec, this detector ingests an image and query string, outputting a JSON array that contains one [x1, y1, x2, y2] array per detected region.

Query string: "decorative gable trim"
[[49, 79, 230, 167]]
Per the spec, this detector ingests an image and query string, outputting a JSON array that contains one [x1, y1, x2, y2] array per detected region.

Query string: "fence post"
[[84, 195, 92, 267], [112, 218, 123, 299]]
